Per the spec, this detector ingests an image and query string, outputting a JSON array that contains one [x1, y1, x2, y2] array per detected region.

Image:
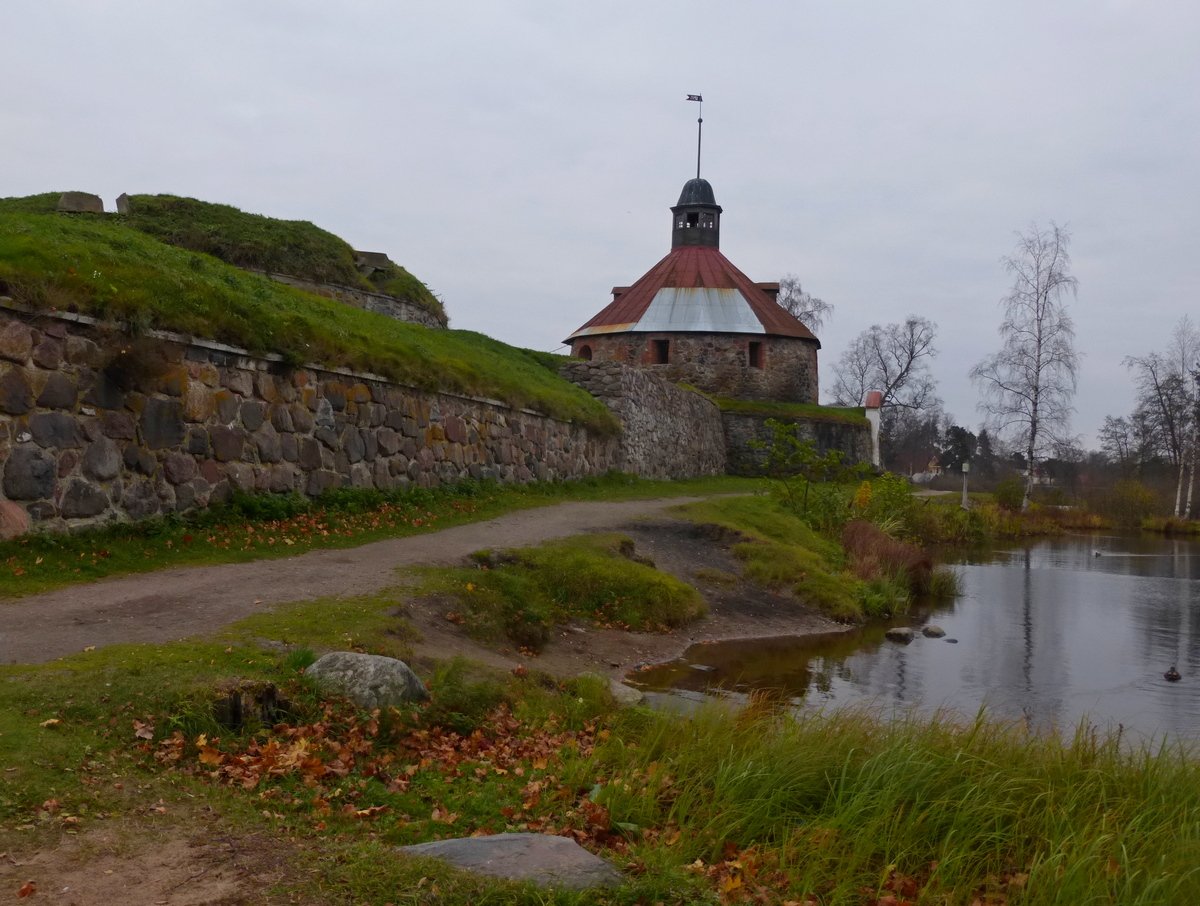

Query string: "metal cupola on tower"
[[671, 177, 722, 248]]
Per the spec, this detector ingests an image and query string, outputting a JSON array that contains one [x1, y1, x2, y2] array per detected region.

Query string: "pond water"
[[634, 532, 1200, 742]]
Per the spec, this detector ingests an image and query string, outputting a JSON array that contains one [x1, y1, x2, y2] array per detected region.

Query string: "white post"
[[863, 391, 883, 468], [961, 461, 971, 510]]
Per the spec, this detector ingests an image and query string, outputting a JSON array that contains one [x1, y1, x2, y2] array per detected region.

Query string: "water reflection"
[[635, 533, 1200, 741]]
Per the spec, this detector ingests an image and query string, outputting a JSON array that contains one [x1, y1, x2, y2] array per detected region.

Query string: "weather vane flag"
[[687, 94, 703, 178]]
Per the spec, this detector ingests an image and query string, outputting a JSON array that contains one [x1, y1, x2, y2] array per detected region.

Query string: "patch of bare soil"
[[0, 813, 304, 905], [401, 518, 848, 682]]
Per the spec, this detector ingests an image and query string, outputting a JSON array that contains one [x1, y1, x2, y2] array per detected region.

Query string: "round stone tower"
[[565, 177, 821, 404]]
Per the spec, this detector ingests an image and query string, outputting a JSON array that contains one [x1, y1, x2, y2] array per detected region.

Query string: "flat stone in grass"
[[610, 679, 645, 707], [304, 651, 429, 709], [399, 833, 622, 890]]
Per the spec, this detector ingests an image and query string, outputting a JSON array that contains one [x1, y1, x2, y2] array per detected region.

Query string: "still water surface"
[[635, 533, 1200, 741]]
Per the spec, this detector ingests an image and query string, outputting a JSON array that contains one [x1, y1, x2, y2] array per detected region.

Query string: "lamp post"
[[961, 461, 971, 510]]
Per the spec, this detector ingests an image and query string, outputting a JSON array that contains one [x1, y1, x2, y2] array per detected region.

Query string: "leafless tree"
[[971, 223, 1079, 508], [776, 274, 834, 334], [831, 316, 939, 415], [1123, 317, 1200, 516]]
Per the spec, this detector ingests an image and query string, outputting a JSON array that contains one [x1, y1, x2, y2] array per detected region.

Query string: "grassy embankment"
[[4, 579, 1198, 904], [1, 192, 443, 320], [0, 197, 611, 433]]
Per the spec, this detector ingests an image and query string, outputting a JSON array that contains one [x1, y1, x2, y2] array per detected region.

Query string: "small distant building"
[[564, 176, 821, 404]]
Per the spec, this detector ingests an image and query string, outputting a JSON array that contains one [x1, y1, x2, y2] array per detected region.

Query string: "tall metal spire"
[[686, 94, 703, 178]]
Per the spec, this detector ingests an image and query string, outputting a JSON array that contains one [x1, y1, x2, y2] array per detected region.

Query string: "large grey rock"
[[57, 191, 104, 214], [0, 322, 34, 363], [304, 652, 429, 709], [921, 624, 946, 638], [885, 627, 915, 643], [4, 445, 55, 500], [115, 192, 131, 214], [609, 679, 645, 707], [141, 397, 184, 449], [60, 479, 109, 518], [0, 367, 33, 415], [83, 436, 122, 480], [30, 412, 80, 449], [399, 833, 621, 890], [36, 371, 78, 409]]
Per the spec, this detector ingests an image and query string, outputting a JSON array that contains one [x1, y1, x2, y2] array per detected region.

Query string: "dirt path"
[[0, 497, 720, 665]]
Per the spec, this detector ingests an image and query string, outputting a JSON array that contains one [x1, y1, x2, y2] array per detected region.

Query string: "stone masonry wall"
[[257, 272, 447, 329], [0, 303, 615, 532], [722, 411, 871, 476], [573, 333, 819, 404], [560, 361, 726, 479]]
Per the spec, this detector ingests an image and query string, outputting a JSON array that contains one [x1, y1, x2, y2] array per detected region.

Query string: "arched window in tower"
[[577, 344, 593, 361]]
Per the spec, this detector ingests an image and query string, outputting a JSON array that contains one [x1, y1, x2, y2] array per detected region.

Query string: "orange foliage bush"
[[841, 520, 932, 593]]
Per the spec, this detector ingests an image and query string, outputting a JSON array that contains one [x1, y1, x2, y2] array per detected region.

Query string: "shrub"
[[1102, 479, 1159, 527], [841, 520, 932, 594], [994, 477, 1025, 511]]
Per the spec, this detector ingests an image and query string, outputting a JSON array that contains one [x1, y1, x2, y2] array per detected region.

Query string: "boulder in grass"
[[304, 651, 429, 709], [609, 679, 645, 707], [400, 833, 622, 889]]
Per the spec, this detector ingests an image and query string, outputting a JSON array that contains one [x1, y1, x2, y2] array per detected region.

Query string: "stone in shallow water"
[[921, 625, 946, 638], [399, 833, 622, 889], [885, 627, 915, 643]]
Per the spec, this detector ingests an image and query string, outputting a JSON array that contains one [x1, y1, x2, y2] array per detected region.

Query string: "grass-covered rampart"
[[0, 206, 612, 431], [0, 192, 444, 318], [710, 395, 868, 426]]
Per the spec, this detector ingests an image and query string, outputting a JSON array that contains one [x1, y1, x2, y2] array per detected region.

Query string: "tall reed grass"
[[580, 703, 1200, 904]]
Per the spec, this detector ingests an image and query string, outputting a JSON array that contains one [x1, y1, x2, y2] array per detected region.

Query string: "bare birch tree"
[[1124, 317, 1200, 516], [971, 223, 1079, 508], [777, 274, 834, 334], [831, 317, 941, 468]]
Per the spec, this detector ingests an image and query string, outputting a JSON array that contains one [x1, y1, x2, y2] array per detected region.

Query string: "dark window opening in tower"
[[748, 341, 763, 369], [652, 339, 670, 364], [686, 212, 699, 227], [577, 344, 592, 361]]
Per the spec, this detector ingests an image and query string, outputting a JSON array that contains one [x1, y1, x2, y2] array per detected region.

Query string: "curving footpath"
[[0, 497, 705, 665]]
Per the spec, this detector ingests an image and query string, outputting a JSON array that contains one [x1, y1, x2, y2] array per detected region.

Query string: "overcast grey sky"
[[6, 1, 1199, 446]]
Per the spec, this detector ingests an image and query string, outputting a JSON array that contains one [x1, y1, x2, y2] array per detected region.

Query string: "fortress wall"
[[560, 361, 726, 479], [721, 410, 872, 476], [0, 303, 616, 533]]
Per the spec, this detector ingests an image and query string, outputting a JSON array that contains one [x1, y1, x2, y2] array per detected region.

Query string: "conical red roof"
[[565, 245, 818, 344]]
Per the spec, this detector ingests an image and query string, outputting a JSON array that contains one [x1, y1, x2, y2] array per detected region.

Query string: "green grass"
[[0, 475, 758, 598], [2, 562, 1198, 904], [678, 495, 904, 620], [710, 396, 868, 426], [0, 192, 445, 320], [410, 533, 706, 651], [0, 208, 612, 431]]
